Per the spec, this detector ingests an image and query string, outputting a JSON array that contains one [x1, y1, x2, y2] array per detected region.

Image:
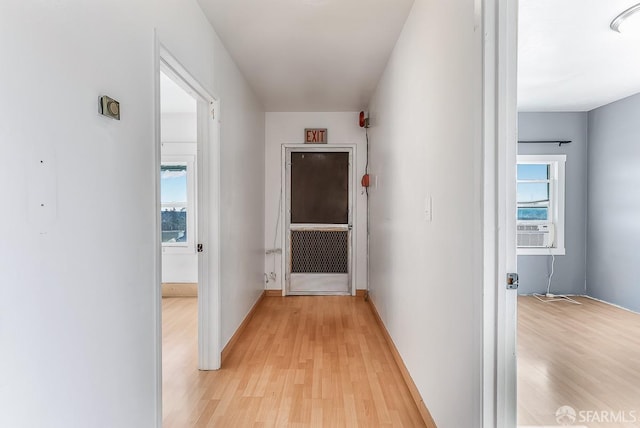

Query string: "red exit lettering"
[[305, 128, 327, 143]]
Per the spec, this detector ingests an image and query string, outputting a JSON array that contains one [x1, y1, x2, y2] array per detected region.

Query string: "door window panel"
[[290, 152, 349, 224]]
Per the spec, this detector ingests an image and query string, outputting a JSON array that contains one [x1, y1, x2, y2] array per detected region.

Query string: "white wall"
[[367, 0, 483, 426], [264, 112, 368, 291], [161, 114, 198, 284], [162, 250, 198, 284], [161, 112, 197, 142], [217, 53, 265, 348], [0, 1, 264, 427], [517, 113, 588, 296], [587, 93, 640, 312]]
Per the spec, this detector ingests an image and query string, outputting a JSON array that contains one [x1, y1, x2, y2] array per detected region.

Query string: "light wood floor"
[[162, 296, 426, 427], [518, 296, 640, 428]]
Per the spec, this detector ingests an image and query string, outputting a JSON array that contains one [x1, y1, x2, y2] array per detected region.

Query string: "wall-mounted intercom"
[[99, 95, 120, 120]]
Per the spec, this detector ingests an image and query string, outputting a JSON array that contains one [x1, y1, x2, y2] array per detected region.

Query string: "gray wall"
[[587, 94, 640, 312], [517, 113, 588, 295]]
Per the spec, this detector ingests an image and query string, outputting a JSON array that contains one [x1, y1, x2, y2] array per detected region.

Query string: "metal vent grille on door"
[[291, 230, 348, 273]]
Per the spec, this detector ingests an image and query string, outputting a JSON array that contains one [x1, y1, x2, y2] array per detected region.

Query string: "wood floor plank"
[[162, 296, 426, 427], [518, 296, 640, 428]]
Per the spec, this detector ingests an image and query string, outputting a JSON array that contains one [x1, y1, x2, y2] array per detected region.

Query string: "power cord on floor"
[[533, 250, 581, 305]]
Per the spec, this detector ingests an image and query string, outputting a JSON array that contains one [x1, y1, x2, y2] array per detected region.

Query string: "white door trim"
[[280, 144, 357, 297], [482, 0, 519, 427], [153, 33, 222, 426]]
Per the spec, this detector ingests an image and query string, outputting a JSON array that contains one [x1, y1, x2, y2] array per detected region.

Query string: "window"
[[161, 156, 195, 252], [516, 155, 566, 255]]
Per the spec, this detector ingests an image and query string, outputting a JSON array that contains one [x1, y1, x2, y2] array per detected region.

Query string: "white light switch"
[[424, 196, 432, 222], [373, 174, 379, 189]]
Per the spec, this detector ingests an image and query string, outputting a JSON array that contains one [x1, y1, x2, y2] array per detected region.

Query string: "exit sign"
[[304, 128, 328, 144]]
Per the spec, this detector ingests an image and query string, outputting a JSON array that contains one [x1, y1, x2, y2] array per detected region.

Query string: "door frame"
[[280, 144, 357, 297], [482, 0, 519, 426], [153, 34, 222, 423]]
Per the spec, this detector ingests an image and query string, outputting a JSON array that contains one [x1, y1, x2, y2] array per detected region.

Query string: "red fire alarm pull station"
[[359, 111, 369, 128], [361, 173, 370, 187]]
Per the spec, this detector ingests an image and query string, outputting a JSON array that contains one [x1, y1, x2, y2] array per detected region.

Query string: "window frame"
[[516, 154, 566, 256], [161, 154, 196, 253]]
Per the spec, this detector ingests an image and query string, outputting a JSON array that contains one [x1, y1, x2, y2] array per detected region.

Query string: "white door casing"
[[482, 0, 519, 426], [154, 36, 223, 427]]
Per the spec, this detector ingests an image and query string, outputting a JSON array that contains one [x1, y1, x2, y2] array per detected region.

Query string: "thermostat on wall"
[[99, 95, 120, 120]]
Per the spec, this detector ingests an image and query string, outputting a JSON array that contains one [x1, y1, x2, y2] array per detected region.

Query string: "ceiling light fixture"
[[610, 3, 640, 32]]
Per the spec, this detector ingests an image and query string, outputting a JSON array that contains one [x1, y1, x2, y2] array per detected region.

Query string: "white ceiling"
[[194, 0, 640, 113], [160, 72, 197, 114], [519, 0, 640, 112], [197, 0, 415, 112]]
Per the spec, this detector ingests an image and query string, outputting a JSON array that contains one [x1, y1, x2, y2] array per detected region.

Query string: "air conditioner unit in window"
[[517, 223, 555, 248]]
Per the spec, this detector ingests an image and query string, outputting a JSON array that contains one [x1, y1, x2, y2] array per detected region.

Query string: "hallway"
[[162, 296, 426, 427]]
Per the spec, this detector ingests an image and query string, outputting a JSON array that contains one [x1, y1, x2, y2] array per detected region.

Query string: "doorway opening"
[[160, 72, 198, 295], [155, 41, 222, 424], [159, 69, 199, 420], [513, 2, 640, 425]]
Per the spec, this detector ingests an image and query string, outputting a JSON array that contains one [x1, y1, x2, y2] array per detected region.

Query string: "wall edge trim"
[[162, 283, 198, 297], [583, 295, 640, 315]]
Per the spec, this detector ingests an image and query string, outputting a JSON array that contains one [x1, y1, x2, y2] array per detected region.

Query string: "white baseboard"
[[162, 283, 197, 297], [582, 295, 640, 315]]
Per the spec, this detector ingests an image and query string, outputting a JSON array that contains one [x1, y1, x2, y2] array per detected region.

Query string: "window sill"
[[518, 247, 565, 256], [162, 246, 196, 255]]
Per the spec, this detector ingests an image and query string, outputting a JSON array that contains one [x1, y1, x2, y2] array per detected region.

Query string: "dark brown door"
[[287, 150, 351, 295]]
